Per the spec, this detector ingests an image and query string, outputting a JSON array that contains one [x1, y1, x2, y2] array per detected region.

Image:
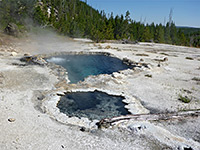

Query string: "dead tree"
[[97, 110, 200, 128]]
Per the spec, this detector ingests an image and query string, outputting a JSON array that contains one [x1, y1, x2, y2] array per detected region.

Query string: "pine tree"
[[129, 21, 137, 41], [49, 6, 56, 26], [123, 11, 131, 38], [113, 15, 121, 39], [0, 0, 193, 47], [142, 25, 151, 42], [149, 23, 155, 41], [137, 23, 144, 41], [104, 20, 114, 40], [177, 29, 187, 46], [155, 24, 164, 43], [33, 5, 47, 25], [164, 22, 171, 44], [170, 22, 178, 44]]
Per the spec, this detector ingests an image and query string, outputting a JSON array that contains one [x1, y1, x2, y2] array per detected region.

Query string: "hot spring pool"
[[57, 91, 129, 120], [47, 54, 133, 83]]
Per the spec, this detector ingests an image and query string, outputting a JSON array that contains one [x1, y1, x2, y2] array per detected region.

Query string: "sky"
[[83, 0, 200, 28]]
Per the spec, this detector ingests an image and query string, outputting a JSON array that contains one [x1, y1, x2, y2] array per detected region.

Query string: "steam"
[[17, 27, 85, 55], [1, 0, 88, 55], [46, 57, 66, 63]]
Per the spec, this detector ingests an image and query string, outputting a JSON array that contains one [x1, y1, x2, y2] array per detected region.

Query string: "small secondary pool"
[[47, 54, 133, 83], [57, 91, 130, 120]]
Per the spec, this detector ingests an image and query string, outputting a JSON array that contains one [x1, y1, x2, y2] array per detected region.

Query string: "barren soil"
[[0, 32, 200, 150]]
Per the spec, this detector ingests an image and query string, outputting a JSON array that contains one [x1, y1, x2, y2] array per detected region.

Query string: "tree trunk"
[[97, 110, 200, 128]]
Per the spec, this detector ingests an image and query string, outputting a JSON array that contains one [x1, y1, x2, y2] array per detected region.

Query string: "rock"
[[89, 120, 99, 129], [4, 23, 20, 37], [128, 124, 147, 132], [163, 57, 168, 61], [178, 145, 193, 150], [140, 58, 144, 62], [112, 72, 124, 79], [105, 45, 111, 49], [185, 57, 194, 60], [24, 53, 31, 56], [122, 58, 135, 66], [146, 64, 152, 70], [154, 57, 169, 62], [10, 52, 18, 56], [8, 118, 16, 122], [20, 56, 47, 66], [56, 91, 65, 96], [96, 119, 111, 129], [80, 127, 90, 132]]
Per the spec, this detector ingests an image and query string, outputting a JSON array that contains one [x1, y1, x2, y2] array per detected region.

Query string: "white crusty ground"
[[0, 36, 200, 149]]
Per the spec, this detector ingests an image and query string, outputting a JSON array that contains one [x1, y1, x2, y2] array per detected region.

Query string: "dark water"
[[57, 91, 130, 120], [47, 55, 132, 83]]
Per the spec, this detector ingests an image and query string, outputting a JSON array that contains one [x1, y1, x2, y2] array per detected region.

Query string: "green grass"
[[178, 95, 191, 103], [136, 53, 149, 57], [145, 74, 152, 78]]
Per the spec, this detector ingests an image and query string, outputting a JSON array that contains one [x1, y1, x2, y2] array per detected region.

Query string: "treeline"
[[0, 0, 35, 29], [0, 0, 199, 47], [184, 30, 200, 47]]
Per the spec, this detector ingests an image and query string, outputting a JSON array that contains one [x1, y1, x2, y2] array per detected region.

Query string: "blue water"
[[47, 54, 132, 83], [57, 91, 130, 120]]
